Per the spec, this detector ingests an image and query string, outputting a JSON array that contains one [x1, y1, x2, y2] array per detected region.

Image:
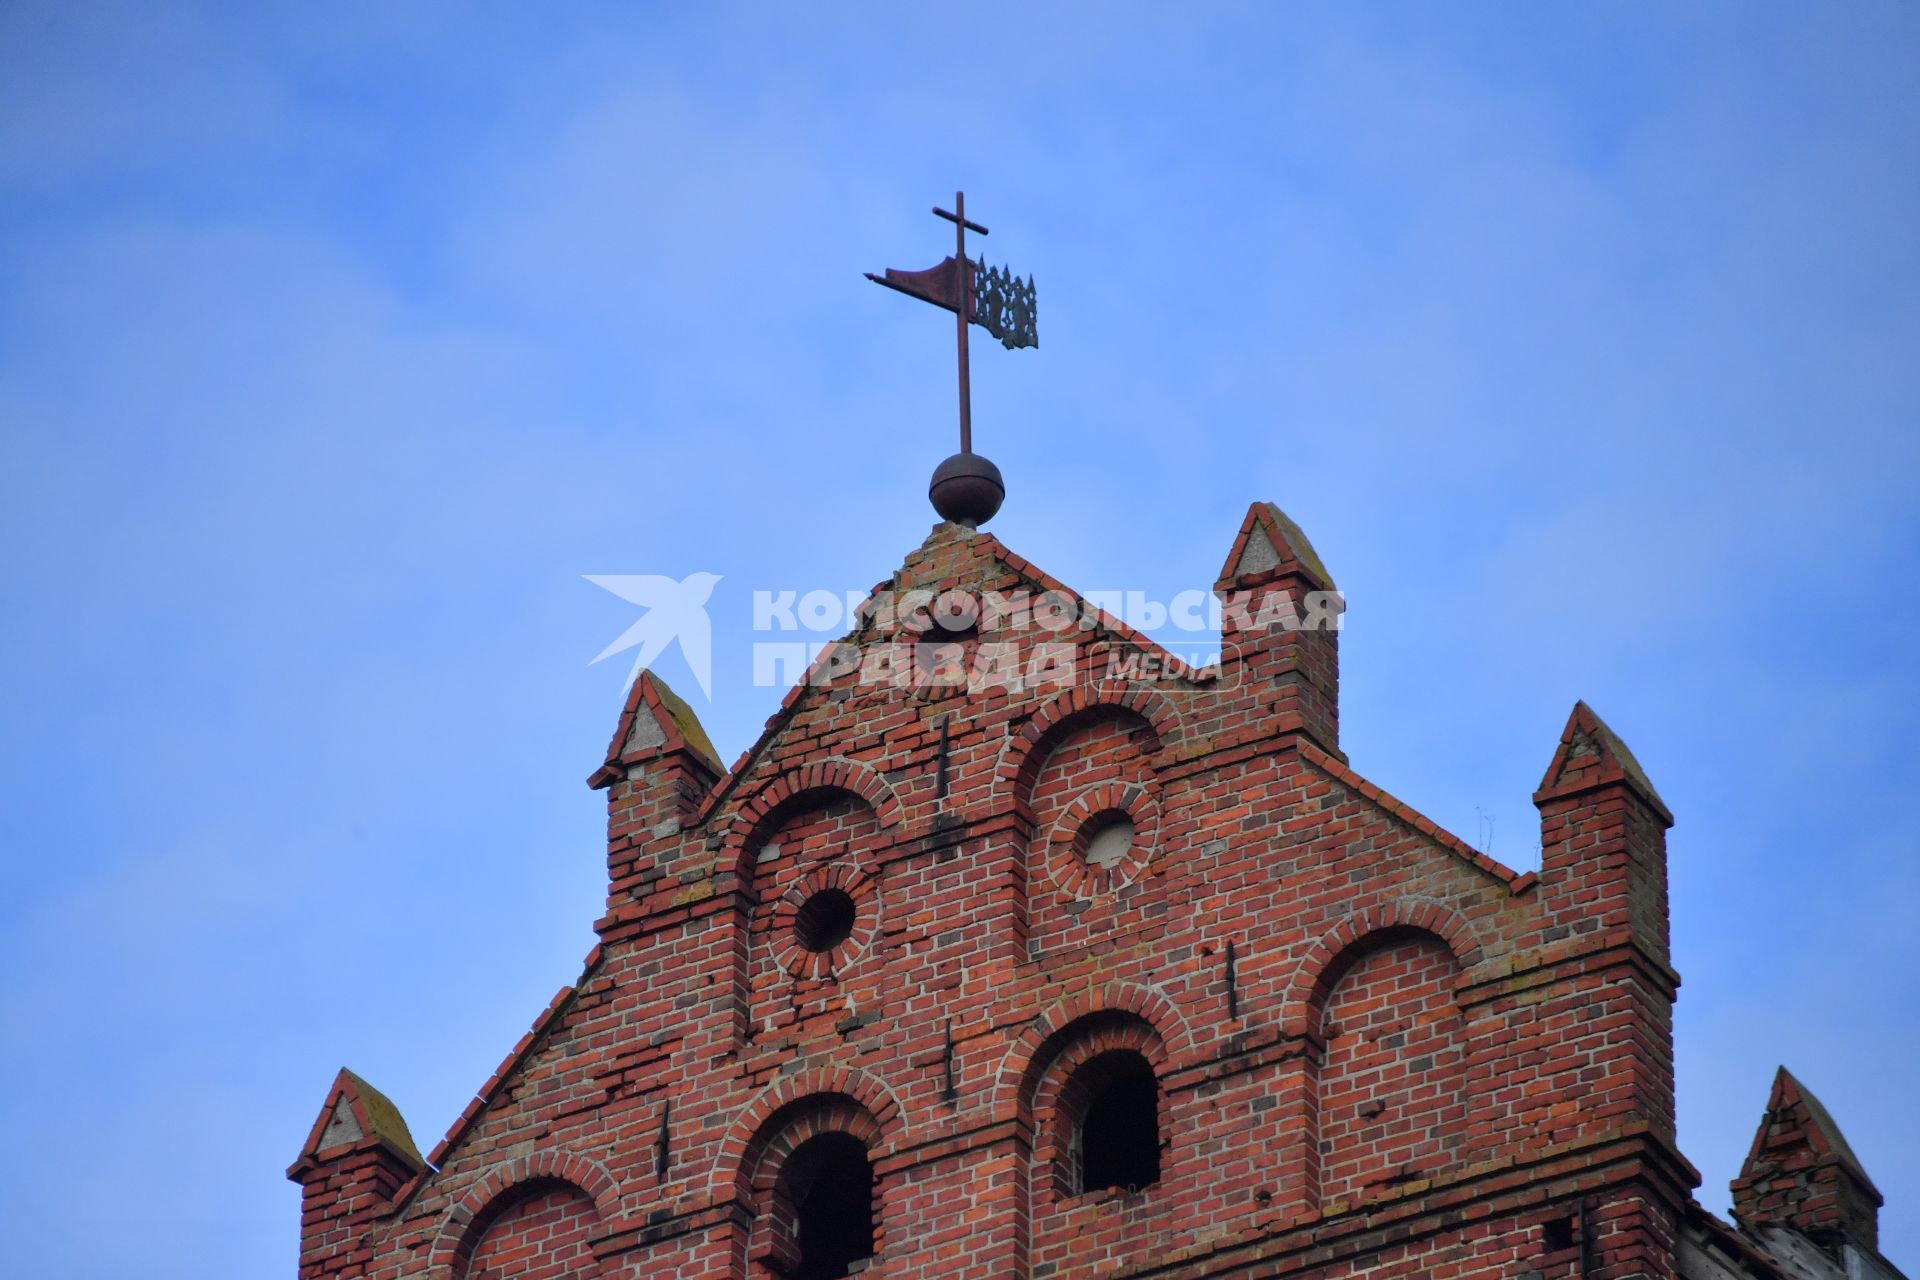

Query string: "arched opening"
[[1071, 1050, 1161, 1194], [782, 1132, 875, 1280]]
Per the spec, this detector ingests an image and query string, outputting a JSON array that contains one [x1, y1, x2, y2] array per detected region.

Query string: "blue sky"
[[2, 3, 1916, 1274]]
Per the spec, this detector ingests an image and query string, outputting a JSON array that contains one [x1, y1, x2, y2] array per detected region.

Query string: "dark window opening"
[[793, 889, 857, 953], [789, 1132, 875, 1280], [1076, 1051, 1161, 1194], [1541, 1215, 1577, 1253]]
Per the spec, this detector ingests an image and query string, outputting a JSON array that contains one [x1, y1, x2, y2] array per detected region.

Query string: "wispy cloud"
[[3, 3, 1916, 1273]]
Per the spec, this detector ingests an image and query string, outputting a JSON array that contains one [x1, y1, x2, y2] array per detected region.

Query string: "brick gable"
[[290, 505, 1897, 1280]]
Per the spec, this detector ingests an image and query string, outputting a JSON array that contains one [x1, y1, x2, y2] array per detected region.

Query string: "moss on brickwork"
[[337, 1069, 425, 1169]]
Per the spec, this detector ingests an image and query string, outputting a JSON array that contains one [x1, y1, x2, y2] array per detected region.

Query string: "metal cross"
[[867, 191, 1037, 458], [936, 192, 988, 453]]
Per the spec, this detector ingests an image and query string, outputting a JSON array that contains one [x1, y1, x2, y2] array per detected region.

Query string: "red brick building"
[[289, 502, 1903, 1279]]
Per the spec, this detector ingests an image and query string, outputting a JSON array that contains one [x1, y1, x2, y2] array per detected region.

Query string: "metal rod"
[[943, 1019, 957, 1102], [1225, 939, 1239, 1020], [936, 714, 951, 799], [953, 191, 973, 454]]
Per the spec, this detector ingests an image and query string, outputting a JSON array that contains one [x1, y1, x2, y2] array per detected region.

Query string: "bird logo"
[[584, 571, 723, 698]]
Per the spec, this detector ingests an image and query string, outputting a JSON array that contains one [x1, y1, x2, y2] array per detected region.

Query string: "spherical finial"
[[929, 452, 1006, 527]]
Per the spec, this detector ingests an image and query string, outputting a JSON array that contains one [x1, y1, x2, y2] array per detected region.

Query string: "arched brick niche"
[[1019, 706, 1164, 939], [460, 1179, 599, 1280], [429, 1151, 617, 1280], [736, 1093, 891, 1279], [1310, 927, 1468, 1206], [744, 795, 885, 1024], [722, 758, 903, 894], [738, 789, 887, 887], [1014, 1010, 1169, 1205], [999, 687, 1177, 802], [731, 761, 903, 853]]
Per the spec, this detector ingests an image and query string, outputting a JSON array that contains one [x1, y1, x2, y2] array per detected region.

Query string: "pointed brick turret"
[[1534, 701, 1675, 956], [589, 669, 722, 789], [1531, 701, 1681, 1154], [286, 1069, 425, 1280], [590, 671, 725, 911], [1732, 1067, 1884, 1254], [1213, 502, 1342, 753], [1535, 699, 1673, 826], [1217, 501, 1334, 592]]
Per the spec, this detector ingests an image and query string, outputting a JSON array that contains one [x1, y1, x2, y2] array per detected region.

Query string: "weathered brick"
[[288, 506, 1890, 1280]]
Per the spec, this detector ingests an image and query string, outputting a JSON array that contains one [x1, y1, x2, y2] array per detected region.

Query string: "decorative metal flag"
[[866, 256, 1037, 351], [974, 263, 1038, 351], [867, 192, 1037, 459]]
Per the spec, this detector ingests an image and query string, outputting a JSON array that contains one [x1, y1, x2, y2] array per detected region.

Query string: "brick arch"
[[728, 756, 904, 849], [428, 1147, 619, 1276], [748, 1098, 888, 1268], [1279, 900, 1484, 1039], [1304, 915, 1475, 1207], [723, 1086, 899, 1276], [996, 685, 1181, 798], [709, 1066, 906, 1201], [991, 983, 1194, 1117], [1025, 1017, 1163, 1110], [1024, 1014, 1167, 1199], [743, 1098, 889, 1192]]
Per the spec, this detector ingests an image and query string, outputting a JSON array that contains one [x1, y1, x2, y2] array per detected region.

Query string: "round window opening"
[[793, 888, 858, 953], [1079, 811, 1136, 869]]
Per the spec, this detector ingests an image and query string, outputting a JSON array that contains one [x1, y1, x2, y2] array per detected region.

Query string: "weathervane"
[[868, 191, 1037, 527]]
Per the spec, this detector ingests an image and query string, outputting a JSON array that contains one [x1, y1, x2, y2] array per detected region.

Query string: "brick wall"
[[1315, 930, 1468, 1205], [291, 504, 1695, 1279], [464, 1183, 598, 1280]]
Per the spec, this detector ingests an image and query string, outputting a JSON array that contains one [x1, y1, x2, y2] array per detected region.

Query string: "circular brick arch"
[[428, 1147, 619, 1277], [997, 685, 1181, 800], [1039, 780, 1162, 899], [719, 758, 905, 886], [1023, 1014, 1165, 1117], [991, 983, 1194, 1118], [710, 1066, 906, 1202], [1279, 900, 1485, 1038], [767, 861, 880, 980], [729, 757, 903, 847]]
